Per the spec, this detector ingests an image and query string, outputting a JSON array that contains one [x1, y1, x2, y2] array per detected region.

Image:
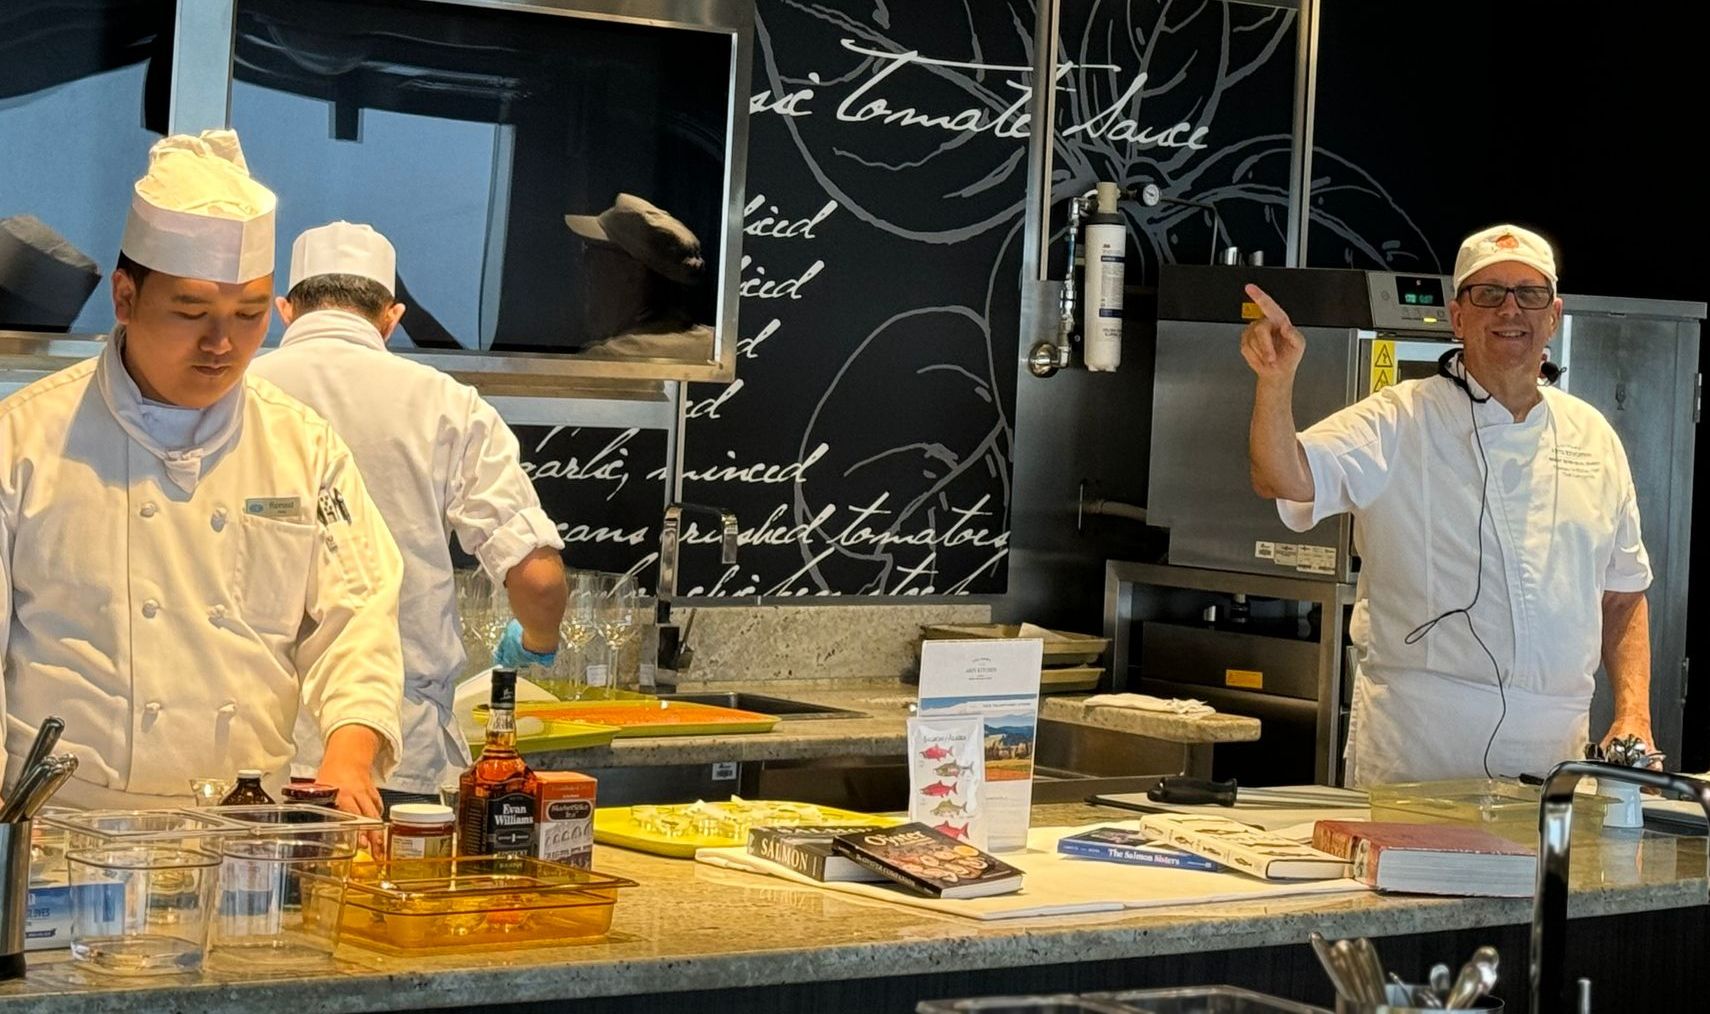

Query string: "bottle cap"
[[237, 768, 263, 779], [490, 667, 518, 706], [391, 803, 454, 826]]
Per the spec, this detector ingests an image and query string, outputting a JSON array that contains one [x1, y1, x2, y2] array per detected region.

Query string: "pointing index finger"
[[1245, 284, 1293, 330]]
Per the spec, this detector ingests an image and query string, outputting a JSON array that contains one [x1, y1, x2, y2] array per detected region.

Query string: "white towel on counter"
[[1080, 693, 1216, 717], [693, 823, 1366, 921]]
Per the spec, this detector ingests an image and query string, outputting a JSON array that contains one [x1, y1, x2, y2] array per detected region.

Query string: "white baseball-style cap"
[[119, 130, 276, 284], [1452, 224, 1558, 292], [288, 220, 396, 296]]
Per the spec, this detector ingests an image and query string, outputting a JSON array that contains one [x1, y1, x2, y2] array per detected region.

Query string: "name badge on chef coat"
[[244, 496, 301, 520]]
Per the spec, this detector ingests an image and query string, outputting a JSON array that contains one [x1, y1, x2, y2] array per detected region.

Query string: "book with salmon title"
[[831, 822, 1023, 899], [745, 824, 887, 882]]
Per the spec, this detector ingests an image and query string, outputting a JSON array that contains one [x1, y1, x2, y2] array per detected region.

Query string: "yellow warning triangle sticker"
[[1374, 345, 1395, 368]]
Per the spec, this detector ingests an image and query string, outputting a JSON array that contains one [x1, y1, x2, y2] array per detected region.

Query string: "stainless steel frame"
[[1104, 560, 1354, 785], [36, 0, 754, 393], [1283, 0, 1318, 267]]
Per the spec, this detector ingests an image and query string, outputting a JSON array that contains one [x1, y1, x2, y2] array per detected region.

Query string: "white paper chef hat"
[[288, 221, 396, 296], [119, 130, 276, 284], [1452, 224, 1558, 292]]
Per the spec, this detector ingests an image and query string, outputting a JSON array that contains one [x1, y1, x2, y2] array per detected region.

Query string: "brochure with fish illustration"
[[918, 638, 1043, 851], [831, 823, 1023, 899], [907, 716, 986, 848]]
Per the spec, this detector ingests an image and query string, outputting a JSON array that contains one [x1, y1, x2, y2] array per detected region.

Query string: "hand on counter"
[[495, 618, 558, 669], [1600, 714, 1662, 769], [317, 724, 385, 820]]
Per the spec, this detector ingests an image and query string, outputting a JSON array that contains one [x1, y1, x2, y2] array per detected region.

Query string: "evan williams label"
[[487, 793, 537, 854]]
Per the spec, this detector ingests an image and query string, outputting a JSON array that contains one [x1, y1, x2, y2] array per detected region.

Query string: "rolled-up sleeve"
[[1602, 484, 1653, 593], [298, 434, 406, 778], [445, 393, 565, 583], [1276, 388, 1405, 532]]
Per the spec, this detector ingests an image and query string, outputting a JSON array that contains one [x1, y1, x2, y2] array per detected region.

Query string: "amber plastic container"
[[310, 855, 634, 954]]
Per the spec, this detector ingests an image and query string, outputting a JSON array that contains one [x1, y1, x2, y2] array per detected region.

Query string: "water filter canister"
[[1081, 181, 1125, 372]]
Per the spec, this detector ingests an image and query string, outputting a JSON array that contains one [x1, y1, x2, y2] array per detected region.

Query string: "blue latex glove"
[[494, 618, 557, 669]]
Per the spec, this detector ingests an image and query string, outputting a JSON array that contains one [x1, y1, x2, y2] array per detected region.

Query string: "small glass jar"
[[387, 803, 455, 859], [281, 783, 340, 808], [219, 770, 274, 806]]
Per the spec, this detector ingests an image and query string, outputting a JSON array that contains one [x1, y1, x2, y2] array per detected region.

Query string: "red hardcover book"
[[1313, 821, 1536, 897]]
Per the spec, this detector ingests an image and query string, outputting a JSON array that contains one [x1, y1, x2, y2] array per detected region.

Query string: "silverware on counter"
[[0, 717, 77, 824], [1430, 963, 1453, 996], [1444, 946, 1499, 1009], [18, 755, 77, 820], [11, 717, 62, 796], [1309, 932, 1351, 999], [1316, 939, 1498, 1011]]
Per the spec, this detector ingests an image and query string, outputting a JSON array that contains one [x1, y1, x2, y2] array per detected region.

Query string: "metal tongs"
[[0, 716, 77, 823], [1587, 735, 1665, 769]]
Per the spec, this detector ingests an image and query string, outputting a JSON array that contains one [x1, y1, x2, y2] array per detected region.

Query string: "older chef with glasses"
[[1241, 224, 1654, 787], [0, 131, 405, 816]]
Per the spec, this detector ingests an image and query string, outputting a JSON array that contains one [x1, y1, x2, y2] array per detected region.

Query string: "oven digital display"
[[1394, 275, 1448, 307]]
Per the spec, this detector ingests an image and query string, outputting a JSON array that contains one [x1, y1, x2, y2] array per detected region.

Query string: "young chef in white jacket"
[[1242, 225, 1654, 787], [250, 222, 566, 808], [0, 132, 406, 815]]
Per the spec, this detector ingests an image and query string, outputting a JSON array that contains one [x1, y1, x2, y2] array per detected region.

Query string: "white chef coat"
[[1278, 372, 1652, 787], [250, 310, 564, 794], [0, 333, 406, 809]]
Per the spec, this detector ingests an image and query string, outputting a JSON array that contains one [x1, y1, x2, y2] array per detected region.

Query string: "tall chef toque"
[[119, 130, 277, 284]]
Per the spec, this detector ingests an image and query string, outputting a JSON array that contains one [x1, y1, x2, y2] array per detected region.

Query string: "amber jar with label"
[[388, 803, 456, 858]]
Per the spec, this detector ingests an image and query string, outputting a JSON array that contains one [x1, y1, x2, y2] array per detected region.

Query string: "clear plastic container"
[[210, 838, 352, 969], [1085, 986, 1330, 1012], [1367, 778, 1612, 846], [66, 846, 220, 975], [312, 855, 635, 954], [208, 804, 383, 854], [43, 809, 244, 854], [915, 998, 1136, 1014]]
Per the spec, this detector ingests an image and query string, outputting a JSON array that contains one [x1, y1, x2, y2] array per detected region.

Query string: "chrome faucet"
[[654, 503, 738, 687], [1531, 761, 1710, 1012]]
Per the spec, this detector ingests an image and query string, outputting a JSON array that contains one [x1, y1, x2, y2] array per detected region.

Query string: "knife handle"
[[1148, 775, 1239, 806]]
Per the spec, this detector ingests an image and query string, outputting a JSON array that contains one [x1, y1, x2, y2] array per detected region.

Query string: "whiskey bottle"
[[457, 668, 539, 856]]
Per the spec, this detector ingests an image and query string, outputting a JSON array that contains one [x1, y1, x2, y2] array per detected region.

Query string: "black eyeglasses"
[[1457, 283, 1554, 310]]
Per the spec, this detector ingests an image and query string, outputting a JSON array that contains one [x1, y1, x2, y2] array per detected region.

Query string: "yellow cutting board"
[[483, 700, 780, 737], [594, 804, 898, 858], [471, 716, 620, 758]]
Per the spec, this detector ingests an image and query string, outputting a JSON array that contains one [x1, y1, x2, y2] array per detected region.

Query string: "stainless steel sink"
[[656, 691, 866, 719]]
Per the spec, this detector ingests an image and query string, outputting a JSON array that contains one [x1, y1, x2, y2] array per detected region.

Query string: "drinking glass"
[[595, 574, 643, 693]]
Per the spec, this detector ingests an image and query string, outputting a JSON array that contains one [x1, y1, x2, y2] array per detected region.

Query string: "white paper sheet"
[[694, 822, 1369, 921]]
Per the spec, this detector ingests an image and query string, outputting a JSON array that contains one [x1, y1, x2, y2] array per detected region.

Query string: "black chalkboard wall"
[[514, 0, 1302, 597]]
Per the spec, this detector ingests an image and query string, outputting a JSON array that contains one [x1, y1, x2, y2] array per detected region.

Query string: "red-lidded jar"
[[388, 803, 456, 858]]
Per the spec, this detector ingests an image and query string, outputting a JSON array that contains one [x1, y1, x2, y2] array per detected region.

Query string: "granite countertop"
[[526, 680, 916, 768], [527, 680, 1259, 769], [2, 803, 1702, 1013]]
